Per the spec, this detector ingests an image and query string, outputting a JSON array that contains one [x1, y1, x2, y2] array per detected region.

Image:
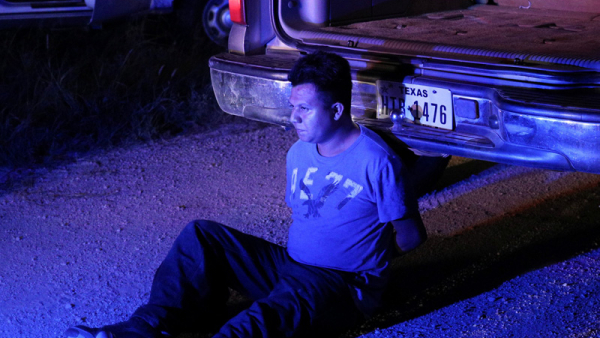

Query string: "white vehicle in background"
[[0, 0, 232, 46], [209, 0, 600, 175]]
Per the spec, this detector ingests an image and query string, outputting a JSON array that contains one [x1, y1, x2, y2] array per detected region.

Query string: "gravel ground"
[[1, 118, 599, 338]]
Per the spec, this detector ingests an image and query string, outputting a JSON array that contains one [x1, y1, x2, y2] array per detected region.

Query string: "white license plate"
[[376, 81, 454, 130]]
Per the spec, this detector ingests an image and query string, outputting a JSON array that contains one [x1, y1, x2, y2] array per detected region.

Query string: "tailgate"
[[279, 4, 600, 70]]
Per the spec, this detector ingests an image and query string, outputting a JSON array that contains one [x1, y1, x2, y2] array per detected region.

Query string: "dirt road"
[[1, 118, 599, 337]]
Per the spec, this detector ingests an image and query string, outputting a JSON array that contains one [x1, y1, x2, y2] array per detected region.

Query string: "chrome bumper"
[[209, 52, 600, 174]]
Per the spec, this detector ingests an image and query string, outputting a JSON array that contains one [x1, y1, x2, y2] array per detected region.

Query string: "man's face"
[[289, 83, 336, 144]]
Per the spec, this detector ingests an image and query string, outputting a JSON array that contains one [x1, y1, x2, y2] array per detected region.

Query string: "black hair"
[[288, 51, 352, 112]]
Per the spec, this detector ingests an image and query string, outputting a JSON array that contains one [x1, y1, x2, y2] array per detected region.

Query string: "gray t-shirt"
[[285, 124, 417, 314]]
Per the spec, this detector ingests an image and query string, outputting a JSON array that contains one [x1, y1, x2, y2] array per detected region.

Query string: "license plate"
[[376, 81, 454, 130]]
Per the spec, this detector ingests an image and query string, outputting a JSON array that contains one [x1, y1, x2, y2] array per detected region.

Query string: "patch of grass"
[[0, 13, 225, 168]]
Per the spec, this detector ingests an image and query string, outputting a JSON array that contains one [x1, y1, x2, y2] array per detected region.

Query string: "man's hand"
[[391, 215, 427, 254]]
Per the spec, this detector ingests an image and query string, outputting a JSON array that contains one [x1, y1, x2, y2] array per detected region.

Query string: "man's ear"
[[332, 102, 344, 120]]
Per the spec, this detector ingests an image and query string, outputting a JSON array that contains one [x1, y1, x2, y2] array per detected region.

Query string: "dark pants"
[[131, 220, 363, 338]]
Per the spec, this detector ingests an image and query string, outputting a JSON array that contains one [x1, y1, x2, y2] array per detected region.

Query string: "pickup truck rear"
[[209, 0, 600, 174]]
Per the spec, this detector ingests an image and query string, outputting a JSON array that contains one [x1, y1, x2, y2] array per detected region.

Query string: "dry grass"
[[0, 13, 225, 168]]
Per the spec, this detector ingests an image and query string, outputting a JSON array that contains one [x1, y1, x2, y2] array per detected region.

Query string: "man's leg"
[[214, 259, 363, 338], [68, 220, 292, 338], [132, 219, 297, 335]]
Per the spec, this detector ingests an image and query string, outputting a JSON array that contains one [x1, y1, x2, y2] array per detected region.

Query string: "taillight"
[[229, 0, 246, 25]]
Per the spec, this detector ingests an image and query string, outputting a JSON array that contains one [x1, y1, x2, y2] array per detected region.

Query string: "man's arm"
[[391, 215, 427, 254]]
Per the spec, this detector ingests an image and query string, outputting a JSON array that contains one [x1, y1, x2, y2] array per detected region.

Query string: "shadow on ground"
[[435, 158, 498, 190], [345, 179, 600, 336]]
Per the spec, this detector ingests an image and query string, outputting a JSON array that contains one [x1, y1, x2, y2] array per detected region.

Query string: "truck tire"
[[201, 0, 231, 47], [175, 0, 231, 47]]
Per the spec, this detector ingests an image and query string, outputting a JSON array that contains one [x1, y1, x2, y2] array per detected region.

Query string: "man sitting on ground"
[[66, 51, 427, 338]]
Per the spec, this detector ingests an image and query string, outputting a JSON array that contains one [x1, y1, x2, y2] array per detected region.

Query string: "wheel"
[[201, 0, 232, 47], [174, 0, 231, 47]]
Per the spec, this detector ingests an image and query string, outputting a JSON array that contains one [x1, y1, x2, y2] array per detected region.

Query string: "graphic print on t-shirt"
[[290, 167, 364, 219]]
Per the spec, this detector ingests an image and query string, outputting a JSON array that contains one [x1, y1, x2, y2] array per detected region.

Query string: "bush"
[[0, 13, 225, 168]]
